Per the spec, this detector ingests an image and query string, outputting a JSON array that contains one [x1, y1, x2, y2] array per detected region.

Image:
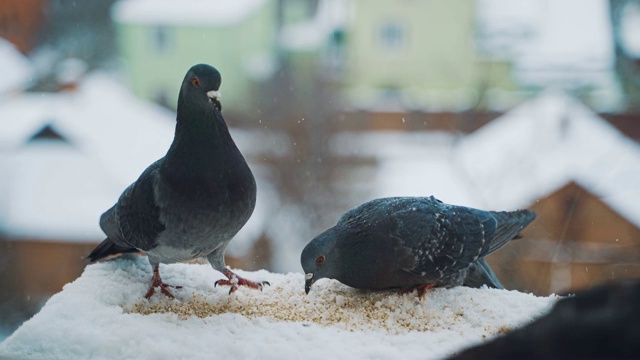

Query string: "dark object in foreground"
[[449, 280, 640, 359], [88, 64, 267, 298], [301, 196, 535, 297]]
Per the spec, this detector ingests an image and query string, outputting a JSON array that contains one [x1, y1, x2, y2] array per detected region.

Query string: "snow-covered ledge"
[[0, 256, 558, 359]]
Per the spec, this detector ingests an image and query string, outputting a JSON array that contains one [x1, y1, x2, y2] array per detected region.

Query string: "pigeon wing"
[[392, 199, 498, 280], [100, 160, 165, 252]]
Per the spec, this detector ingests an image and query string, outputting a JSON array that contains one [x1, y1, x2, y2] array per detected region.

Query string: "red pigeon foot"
[[399, 283, 436, 300], [145, 264, 182, 299], [215, 268, 270, 294]]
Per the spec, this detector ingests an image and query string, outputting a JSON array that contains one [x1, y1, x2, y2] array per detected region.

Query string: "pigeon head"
[[301, 227, 343, 294], [180, 64, 222, 112]]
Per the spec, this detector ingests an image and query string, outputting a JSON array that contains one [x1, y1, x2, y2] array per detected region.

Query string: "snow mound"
[[0, 256, 558, 359]]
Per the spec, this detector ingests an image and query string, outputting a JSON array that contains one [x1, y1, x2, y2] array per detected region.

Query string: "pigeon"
[[448, 280, 640, 359], [88, 64, 267, 299], [301, 196, 535, 298], [463, 257, 504, 289]]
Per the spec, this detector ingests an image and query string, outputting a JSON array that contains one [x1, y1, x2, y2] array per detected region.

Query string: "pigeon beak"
[[305, 272, 314, 295], [206, 90, 221, 102]]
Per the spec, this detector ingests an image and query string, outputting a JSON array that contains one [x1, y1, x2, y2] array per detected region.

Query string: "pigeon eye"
[[316, 255, 325, 265], [191, 77, 201, 88]]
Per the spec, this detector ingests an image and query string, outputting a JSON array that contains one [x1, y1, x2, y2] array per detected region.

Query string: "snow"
[[0, 73, 175, 241], [333, 91, 640, 228], [112, 0, 270, 26], [0, 141, 121, 241], [516, 0, 613, 71], [478, 0, 613, 69], [0, 38, 33, 95], [0, 69, 284, 253], [456, 90, 640, 225], [0, 256, 558, 359], [477, 0, 619, 109], [620, 1, 640, 58]]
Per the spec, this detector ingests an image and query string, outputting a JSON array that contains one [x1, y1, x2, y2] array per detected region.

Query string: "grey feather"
[[88, 64, 257, 296], [301, 196, 534, 295]]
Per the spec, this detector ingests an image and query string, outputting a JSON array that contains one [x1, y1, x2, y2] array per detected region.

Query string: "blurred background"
[[1, 0, 639, 340]]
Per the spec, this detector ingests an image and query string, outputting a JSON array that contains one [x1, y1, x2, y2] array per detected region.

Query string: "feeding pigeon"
[[302, 196, 535, 298], [88, 64, 267, 299], [463, 258, 504, 289]]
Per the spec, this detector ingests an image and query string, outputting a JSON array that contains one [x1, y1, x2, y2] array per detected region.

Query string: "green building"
[[340, 0, 514, 112], [111, 0, 278, 115]]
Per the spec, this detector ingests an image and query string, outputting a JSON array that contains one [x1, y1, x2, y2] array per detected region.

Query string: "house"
[[342, 0, 505, 113], [0, 0, 46, 54], [477, 0, 622, 112], [0, 73, 177, 325], [111, 0, 278, 116], [356, 91, 640, 295], [455, 91, 640, 295], [323, 0, 622, 132]]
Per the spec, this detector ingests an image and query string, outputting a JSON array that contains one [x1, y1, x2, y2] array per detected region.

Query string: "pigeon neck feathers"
[[160, 92, 253, 200]]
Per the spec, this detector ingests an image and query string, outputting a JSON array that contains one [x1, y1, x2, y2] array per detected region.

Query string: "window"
[[378, 22, 406, 51], [151, 25, 172, 54]]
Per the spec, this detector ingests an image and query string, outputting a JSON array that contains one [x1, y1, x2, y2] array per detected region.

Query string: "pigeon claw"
[[145, 283, 182, 300], [399, 283, 436, 300], [145, 265, 182, 300], [215, 268, 269, 294]]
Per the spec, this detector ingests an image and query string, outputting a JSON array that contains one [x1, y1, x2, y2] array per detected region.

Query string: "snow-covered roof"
[[0, 74, 176, 184], [477, 0, 613, 69], [620, 0, 640, 58], [477, 0, 619, 108], [456, 90, 640, 227], [0, 73, 176, 241], [112, 0, 270, 26], [0, 141, 120, 241], [515, 0, 613, 71], [0, 73, 280, 248], [338, 91, 640, 228], [0, 256, 557, 359], [332, 131, 478, 207], [0, 38, 33, 95]]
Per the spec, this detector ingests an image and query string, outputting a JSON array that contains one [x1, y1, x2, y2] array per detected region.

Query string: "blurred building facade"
[[111, 0, 278, 113], [0, 0, 45, 54]]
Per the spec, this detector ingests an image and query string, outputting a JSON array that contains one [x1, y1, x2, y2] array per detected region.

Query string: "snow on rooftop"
[[475, 0, 539, 59], [112, 0, 270, 26], [332, 91, 640, 228], [0, 256, 557, 359], [620, 1, 640, 58], [478, 0, 613, 68], [0, 141, 120, 241], [477, 0, 617, 103], [332, 131, 479, 207], [0, 73, 176, 184], [516, 0, 613, 70], [0, 38, 33, 95], [456, 90, 640, 226], [0, 73, 174, 240], [0, 72, 278, 248]]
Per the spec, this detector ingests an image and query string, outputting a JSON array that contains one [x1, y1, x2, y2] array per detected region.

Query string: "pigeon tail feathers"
[[484, 209, 536, 255], [87, 238, 139, 262]]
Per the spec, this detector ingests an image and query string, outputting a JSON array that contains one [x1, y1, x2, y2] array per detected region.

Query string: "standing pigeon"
[[302, 196, 535, 298], [88, 64, 266, 299]]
